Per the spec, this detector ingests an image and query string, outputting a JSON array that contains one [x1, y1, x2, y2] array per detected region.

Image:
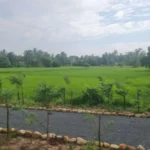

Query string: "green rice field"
[[0, 66, 150, 108]]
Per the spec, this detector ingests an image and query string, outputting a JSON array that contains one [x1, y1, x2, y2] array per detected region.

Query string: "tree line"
[[0, 46, 150, 68]]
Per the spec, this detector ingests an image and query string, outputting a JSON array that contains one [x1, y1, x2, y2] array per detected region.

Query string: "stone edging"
[[0, 127, 146, 150], [0, 104, 150, 118]]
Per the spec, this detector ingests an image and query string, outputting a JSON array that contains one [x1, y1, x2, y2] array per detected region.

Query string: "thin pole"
[[98, 115, 101, 150]]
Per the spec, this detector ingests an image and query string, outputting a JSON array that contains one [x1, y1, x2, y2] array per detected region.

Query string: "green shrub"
[[83, 87, 104, 106], [83, 63, 90, 67]]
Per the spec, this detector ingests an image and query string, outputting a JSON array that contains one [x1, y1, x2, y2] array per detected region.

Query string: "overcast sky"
[[0, 0, 150, 56]]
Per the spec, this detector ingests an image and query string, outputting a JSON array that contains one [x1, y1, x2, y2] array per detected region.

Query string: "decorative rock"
[[0, 127, 4, 133], [0, 128, 7, 133], [63, 136, 70, 142], [18, 130, 26, 135], [69, 138, 77, 143], [135, 114, 142, 118], [103, 142, 110, 148], [10, 128, 16, 132], [110, 144, 119, 150], [24, 130, 32, 137], [111, 112, 117, 115], [104, 112, 111, 115], [126, 146, 136, 150], [141, 114, 147, 118], [32, 131, 42, 138], [41, 134, 47, 140], [128, 114, 135, 117], [56, 135, 63, 139], [119, 144, 127, 150], [137, 145, 145, 150], [48, 133, 56, 138], [77, 137, 87, 145]]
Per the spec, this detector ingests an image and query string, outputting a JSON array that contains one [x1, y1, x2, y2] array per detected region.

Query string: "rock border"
[[0, 127, 146, 150], [0, 104, 150, 118]]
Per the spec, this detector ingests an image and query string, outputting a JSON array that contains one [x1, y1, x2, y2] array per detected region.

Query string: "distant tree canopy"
[[0, 46, 149, 68], [141, 46, 150, 68]]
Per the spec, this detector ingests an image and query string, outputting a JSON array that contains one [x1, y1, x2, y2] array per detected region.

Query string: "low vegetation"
[[0, 66, 150, 112]]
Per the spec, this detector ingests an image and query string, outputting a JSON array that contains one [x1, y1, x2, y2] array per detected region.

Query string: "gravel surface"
[[0, 108, 150, 148]]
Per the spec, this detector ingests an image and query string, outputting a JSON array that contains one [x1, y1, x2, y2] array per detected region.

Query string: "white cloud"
[[115, 11, 125, 19], [110, 42, 150, 53], [0, 0, 150, 54]]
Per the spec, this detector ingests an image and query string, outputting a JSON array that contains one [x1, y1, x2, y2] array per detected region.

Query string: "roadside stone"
[[137, 145, 145, 150], [135, 114, 142, 118], [0, 128, 7, 133], [48, 133, 56, 138], [63, 136, 70, 142], [41, 134, 47, 140], [56, 135, 63, 139], [10, 128, 16, 132], [77, 137, 87, 145], [119, 144, 127, 150], [128, 113, 135, 117], [110, 144, 119, 150], [126, 146, 136, 150], [69, 138, 77, 143], [24, 130, 32, 137], [19, 130, 26, 135], [111, 112, 117, 115], [104, 112, 111, 115], [141, 114, 147, 118], [33, 131, 42, 138], [103, 142, 110, 148]]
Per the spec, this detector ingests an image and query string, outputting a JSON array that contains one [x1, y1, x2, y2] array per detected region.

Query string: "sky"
[[0, 0, 150, 56]]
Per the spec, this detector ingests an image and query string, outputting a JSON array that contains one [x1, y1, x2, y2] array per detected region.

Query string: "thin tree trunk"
[[98, 116, 101, 150], [46, 109, 49, 140], [21, 86, 24, 104], [6, 99, 10, 139], [17, 87, 20, 101], [70, 90, 73, 105], [124, 96, 126, 110], [64, 88, 66, 105]]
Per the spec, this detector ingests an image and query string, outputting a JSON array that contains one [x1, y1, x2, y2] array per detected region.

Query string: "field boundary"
[[0, 104, 150, 118]]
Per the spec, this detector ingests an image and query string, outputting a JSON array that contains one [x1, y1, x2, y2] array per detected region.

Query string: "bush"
[[52, 60, 61, 67], [112, 99, 133, 107], [83, 87, 104, 106], [83, 63, 90, 67]]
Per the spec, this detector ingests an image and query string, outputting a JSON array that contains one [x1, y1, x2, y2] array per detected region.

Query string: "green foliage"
[[83, 63, 90, 67], [141, 46, 150, 68], [0, 89, 14, 102], [0, 66, 150, 111], [81, 142, 98, 150], [83, 87, 104, 106], [115, 83, 128, 110], [34, 83, 61, 106], [0, 79, 2, 94], [98, 76, 114, 102], [64, 76, 70, 85]]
